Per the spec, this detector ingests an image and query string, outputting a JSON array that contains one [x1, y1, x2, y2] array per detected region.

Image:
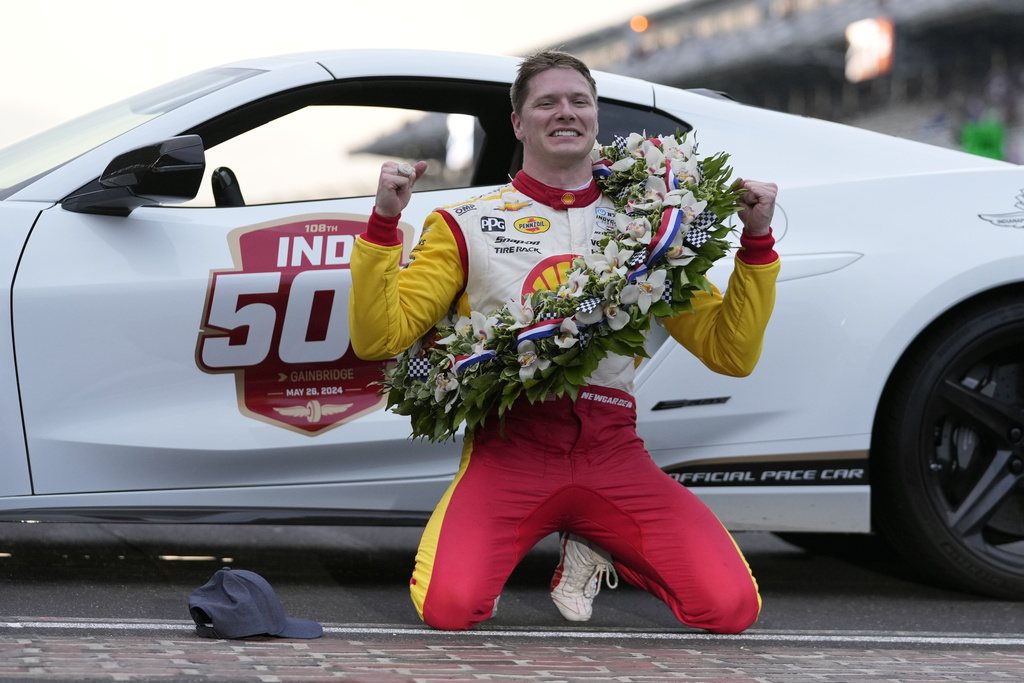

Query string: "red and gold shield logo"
[[196, 214, 412, 436]]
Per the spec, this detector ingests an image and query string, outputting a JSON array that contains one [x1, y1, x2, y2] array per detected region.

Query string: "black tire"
[[873, 293, 1024, 599]]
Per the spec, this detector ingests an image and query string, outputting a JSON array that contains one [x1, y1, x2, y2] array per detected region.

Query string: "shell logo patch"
[[195, 213, 410, 436], [560, 192, 576, 205], [514, 216, 551, 234], [522, 254, 576, 298]]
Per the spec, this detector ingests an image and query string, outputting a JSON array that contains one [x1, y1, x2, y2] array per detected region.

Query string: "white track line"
[[2, 621, 1024, 646]]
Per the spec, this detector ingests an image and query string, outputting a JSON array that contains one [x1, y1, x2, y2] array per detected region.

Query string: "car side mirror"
[[62, 135, 206, 216]]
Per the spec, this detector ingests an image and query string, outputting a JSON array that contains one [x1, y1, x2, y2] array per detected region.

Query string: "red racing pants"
[[409, 385, 761, 634]]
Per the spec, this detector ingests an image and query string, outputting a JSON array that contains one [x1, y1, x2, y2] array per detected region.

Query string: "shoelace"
[[583, 563, 619, 599]]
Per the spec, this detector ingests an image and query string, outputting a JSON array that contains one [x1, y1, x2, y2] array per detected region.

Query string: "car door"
[[13, 72, 687, 514]]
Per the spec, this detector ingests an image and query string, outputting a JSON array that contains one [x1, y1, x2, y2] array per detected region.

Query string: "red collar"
[[511, 171, 601, 210]]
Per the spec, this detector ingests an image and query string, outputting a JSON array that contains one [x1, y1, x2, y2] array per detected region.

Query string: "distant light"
[[446, 113, 475, 172], [0, 553, 11, 558], [158, 555, 220, 562], [845, 17, 894, 83], [630, 15, 649, 33]]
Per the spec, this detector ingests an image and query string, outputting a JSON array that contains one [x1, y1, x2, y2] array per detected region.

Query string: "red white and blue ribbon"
[[649, 205, 685, 266], [592, 159, 613, 177], [625, 205, 685, 282], [665, 160, 682, 191], [515, 318, 567, 349], [453, 350, 496, 375]]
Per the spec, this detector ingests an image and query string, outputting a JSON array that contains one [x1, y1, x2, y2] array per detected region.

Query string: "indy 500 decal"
[[195, 214, 411, 435]]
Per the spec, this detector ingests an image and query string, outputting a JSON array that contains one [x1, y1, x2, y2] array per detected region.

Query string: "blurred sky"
[[0, 0, 685, 148]]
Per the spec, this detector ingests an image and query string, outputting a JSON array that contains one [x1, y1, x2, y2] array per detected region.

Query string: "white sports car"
[[2, 50, 1023, 599]]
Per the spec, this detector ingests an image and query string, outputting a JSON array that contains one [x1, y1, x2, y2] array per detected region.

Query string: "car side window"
[[178, 80, 691, 208], [184, 105, 483, 207], [598, 100, 692, 143]]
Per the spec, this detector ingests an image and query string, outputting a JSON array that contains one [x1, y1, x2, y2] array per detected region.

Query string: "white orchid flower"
[[574, 302, 604, 325], [516, 340, 551, 381], [626, 132, 646, 153], [630, 270, 668, 314], [615, 214, 652, 246], [437, 315, 474, 345], [662, 136, 694, 161], [434, 373, 460, 410], [609, 157, 636, 172], [674, 190, 708, 224], [506, 297, 534, 330], [666, 233, 697, 266], [555, 318, 579, 349], [603, 302, 630, 331], [583, 241, 632, 282], [557, 268, 590, 298], [630, 175, 669, 212], [641, 142, 665, 174], [670, 158, 701, 187], [471, 310, 499, 344], [619, 283, 640, 306]]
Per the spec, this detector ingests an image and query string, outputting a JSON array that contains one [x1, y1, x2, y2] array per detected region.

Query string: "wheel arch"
[[869, 281, 1024, 487], [864, 280, 1024, 597]]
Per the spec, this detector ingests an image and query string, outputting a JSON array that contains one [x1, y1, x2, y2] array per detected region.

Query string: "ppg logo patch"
[[481, 216, 506, 233]]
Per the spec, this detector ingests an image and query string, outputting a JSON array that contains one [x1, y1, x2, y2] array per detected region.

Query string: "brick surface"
[[2, 633, 1024, 681]]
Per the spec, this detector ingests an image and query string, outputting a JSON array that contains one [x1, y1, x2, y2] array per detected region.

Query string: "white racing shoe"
[[549, 533, 619, 622]]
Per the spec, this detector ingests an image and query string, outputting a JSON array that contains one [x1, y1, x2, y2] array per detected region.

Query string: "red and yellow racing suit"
[[350, 171, 780, 634]]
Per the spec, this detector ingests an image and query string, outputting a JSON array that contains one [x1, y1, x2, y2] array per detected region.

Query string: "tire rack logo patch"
[[195, 214, 410, 436]]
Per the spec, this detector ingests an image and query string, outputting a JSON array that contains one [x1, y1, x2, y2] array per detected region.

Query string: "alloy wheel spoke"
[[948, 448, 1022, 537], [938, 378, 1021, 444]]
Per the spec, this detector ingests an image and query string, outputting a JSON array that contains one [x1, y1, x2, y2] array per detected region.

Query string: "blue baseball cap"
[[189, 567, 322, 639]]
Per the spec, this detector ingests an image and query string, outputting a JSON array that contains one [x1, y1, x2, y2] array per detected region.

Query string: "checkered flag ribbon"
[[627, 250, 647, 268], [536, 310, 561, 321], [405, 356, 432, 381], [613, 135, 628, 156], [576, 297, 602, 315], [578, 326, 592, 347], [684, 227, 711, 250], [661, 277, 673, 304], [692, 208, 717, 229]]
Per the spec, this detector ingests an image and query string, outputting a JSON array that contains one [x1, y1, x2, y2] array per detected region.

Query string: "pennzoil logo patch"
[[514, 216, 550, 234], [195, 214, 411, 436]]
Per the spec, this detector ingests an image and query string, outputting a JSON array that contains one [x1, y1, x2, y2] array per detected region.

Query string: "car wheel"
[[873, 294, 1024, 599]]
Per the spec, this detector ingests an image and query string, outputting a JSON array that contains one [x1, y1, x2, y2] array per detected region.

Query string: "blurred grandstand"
[[550, 0, 1024, 163]]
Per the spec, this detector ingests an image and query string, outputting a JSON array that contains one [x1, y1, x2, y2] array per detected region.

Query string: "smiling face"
[[511, 67, 598, 183]]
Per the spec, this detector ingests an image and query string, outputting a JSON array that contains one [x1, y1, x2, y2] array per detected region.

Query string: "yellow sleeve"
[[348, 212, 465, 360], [661, 258, 780, 377]]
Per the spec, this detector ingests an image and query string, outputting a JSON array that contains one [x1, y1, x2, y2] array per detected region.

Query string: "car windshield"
[[0, 67, 262, 199]]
